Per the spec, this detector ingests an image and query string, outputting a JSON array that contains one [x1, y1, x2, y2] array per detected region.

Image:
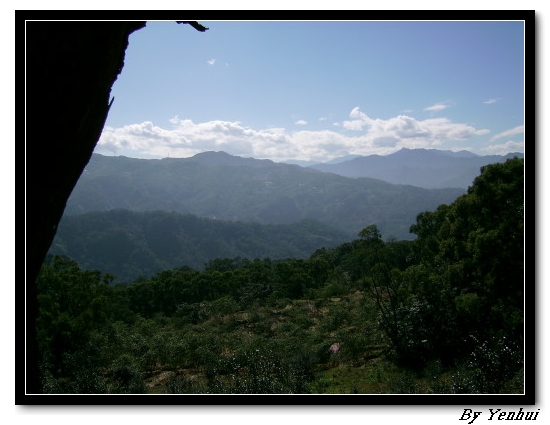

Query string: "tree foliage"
[[398, 157, 524, 382]]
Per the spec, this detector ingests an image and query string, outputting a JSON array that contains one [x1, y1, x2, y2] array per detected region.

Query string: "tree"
[[398, 157, 525, 379], [358, 224, 383, 243], [36, 256, 111, 390]]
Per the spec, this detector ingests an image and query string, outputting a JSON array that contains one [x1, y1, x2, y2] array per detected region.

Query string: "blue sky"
[[95, 20, 525, 163]]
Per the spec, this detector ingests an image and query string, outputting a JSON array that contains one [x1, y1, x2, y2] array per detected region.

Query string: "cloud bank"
[[96, 107, 521, 163]]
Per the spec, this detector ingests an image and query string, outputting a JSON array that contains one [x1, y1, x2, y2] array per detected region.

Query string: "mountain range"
[[64, 151, 469, 241], [308, 148, 523, 189], [49, 148, 524, 281]]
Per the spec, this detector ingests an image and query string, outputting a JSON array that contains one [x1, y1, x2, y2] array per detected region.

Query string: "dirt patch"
[[144, 370, 174, 393]]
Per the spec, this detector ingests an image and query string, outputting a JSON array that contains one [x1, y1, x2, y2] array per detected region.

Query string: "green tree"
[[399, 157, 524, 381], [36, 256, 111, 391]]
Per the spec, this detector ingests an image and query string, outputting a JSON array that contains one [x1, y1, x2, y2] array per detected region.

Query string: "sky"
[[95, 19, 526, 163]]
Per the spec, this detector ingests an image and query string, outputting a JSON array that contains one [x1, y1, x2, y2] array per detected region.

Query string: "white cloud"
[[489, 125, 524, 142], [341, 120, 365, 131], [482, 98, 503, 104], [96, 107, 499, 163], [295, 119, 307, 125], [340, 107, 488, 146], [481, 140, 524, 155], [342, 106, 373, 130], [423, 103, 449, 112], [207, 58, 216, 66]]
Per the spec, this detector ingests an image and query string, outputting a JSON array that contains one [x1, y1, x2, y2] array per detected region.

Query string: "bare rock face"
[[25, 21, 146, 394]]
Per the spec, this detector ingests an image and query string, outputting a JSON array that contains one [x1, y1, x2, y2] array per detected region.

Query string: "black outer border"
[[20, 9, 534, 406]]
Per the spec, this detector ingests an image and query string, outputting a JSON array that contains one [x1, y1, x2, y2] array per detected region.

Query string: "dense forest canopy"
[[35, 158, 525, 395], [48, 211, 352, 283]]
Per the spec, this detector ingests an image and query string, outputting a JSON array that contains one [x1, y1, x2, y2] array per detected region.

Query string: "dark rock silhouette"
[[24, 20, 206, 396]]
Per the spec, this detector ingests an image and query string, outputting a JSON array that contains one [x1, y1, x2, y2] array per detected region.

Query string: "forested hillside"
[[64, 152, 465, 241], [48, 211, 351, 283], [36, 158, 525, 395]]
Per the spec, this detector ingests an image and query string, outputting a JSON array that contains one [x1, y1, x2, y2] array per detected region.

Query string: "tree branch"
[[176, 21, 209, 32]]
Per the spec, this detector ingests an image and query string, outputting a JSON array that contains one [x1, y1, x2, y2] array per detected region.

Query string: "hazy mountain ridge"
[[67, 151, 466, 241], [309, 148, 524, 189]]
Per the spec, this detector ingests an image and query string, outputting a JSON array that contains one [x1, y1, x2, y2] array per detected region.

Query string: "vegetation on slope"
[[49, 211, 352, 283], [35, 158, 525, 394]]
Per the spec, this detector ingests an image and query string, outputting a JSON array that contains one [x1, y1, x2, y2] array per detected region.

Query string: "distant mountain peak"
[[194, 150, 230, 157], [188, 151, 275, 167], [308, 148, 522, 189], [191, 150, 232, 160], [390, 148, 478, 158], [325, 154, 363, 164]]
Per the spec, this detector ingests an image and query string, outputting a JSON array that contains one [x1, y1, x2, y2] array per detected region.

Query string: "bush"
[[165, 373, 206, 394], [109, 355, 147, 394]]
